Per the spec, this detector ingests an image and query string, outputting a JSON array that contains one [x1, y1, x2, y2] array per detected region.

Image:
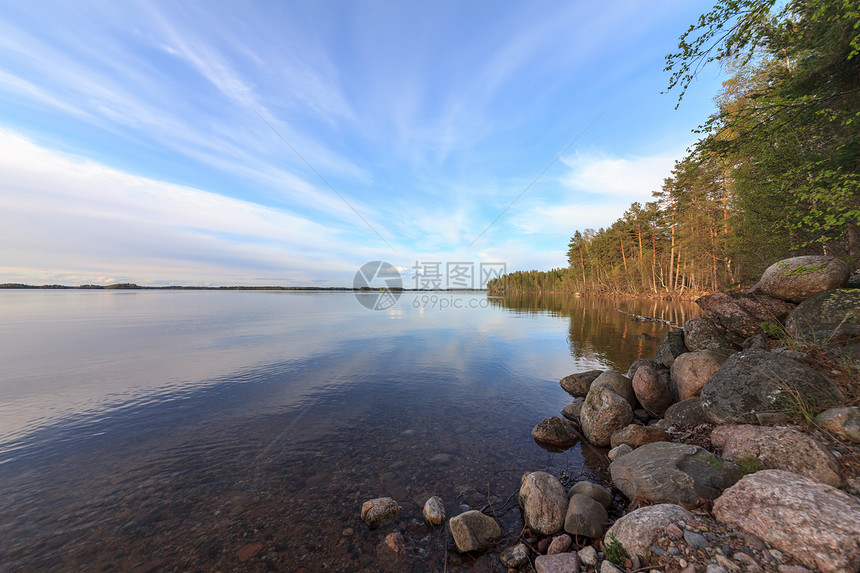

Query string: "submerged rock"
[[713, 470, 860, 573], [532, 416, 580, 449], [759, 255, 851, 303], [361, 497, 402, 529], [422, 495, 446, 526], [609, 442, 741, 505], [448, 510, 502, 552]]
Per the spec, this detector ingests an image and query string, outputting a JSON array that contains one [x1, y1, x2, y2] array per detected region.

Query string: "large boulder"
[[560, 370, 603, 397], [590, 370, 636, 409], [699, 350, 843, 424], [448, 510, 503, 552], [670, 350, 728, 402], [695, 293, 795, 345], [817, 406, 860, 443], [609, 442, 742, 505], [564, 493, 608, 538], [532, 417, 581, 449], [711, 425, 843, 487], [759, 256, 851, 303], [785, 288, 860, 345], [654, 330, 688, 367], [684, 316, 739, 353], [580, 386, 634, 447], [604, 504, 693, 562], [519, 471, 568, 536], [627, 358, 659, 380], [610, 424, 670, 449], [713, 470, 860, 573], [632, 363, 673, 417]]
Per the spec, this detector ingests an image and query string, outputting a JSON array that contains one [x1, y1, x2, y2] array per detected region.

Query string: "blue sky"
[[0, 1, 725, 286]]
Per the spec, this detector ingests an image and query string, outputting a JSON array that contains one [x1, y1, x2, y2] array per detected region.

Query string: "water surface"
[[0, 290, 700, 572]]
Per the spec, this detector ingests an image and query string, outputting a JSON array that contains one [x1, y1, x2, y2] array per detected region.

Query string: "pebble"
[[684, 530, 710, 550], [578, 545, 598, 566], [547, 534, 572, 555], [499, 543, 529, 569], [777, 566, 814, 573], [715, 554, 740, 572], [651, 546, 665, 556], [667, 523, 684, 539], [706, 565, 727, 573]]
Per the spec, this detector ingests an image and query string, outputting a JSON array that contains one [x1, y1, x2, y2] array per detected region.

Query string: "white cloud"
[[560, 149, 679, 198], [0, 131, 384, 285]]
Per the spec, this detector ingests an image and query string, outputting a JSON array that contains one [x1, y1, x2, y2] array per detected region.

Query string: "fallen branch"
[[614, 308, 682, 329]]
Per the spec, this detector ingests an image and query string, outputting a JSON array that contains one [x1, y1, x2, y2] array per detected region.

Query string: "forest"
[[489, 0, 859, 296]]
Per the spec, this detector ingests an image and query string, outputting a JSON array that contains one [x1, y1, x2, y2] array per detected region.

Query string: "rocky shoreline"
[[361, 256, 859, 573]]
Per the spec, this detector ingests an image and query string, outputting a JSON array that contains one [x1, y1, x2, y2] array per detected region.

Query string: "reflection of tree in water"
[[489, 293, 702, 372]]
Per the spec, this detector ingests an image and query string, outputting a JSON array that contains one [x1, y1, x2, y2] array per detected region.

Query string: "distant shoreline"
[[0, 283, 487, 292]]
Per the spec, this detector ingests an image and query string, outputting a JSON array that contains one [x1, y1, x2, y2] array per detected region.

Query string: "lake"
[[0, 290, 700, 572]]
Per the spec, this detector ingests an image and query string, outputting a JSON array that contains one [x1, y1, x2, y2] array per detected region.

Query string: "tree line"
[[489, 0, 858, 296]]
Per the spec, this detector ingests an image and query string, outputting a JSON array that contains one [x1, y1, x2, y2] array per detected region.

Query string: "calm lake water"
[[0, 290, 700, 572]]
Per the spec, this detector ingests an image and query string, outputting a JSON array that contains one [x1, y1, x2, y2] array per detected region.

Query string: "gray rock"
[[448, 510, 502, 552], [700, 350, 843, 424], [608, 443, 633, 461], [706, 566, 727, 573], [580, 385, 634, 447], [759, 256, 851, 303], [610, 424, 670, 449], [785, 288, 860, 345], [499, 543, 529, 568], [519, 471, 568, 536], [562, 400, 584, 421], [662, 398, 710, 427], [560, 370, 603, 397], [578, 545, 598, 566], [604, 503, 693, 561], [713, 470, 860, 573], [684, 316, 739, 353], [532, 416, 581, 449], [817, 406, 860, 443], [564, 493, 608, 538], [632, 363, 673, 417], [591, 370, 637, 409], [711, 425, 843, 487], [535, 553, 581, 573], [695, 293, 795, 344], [547, 533, 572, 554], [600, 561, 623, 573], [655, 330, 689, 367], [670, 350, 729, 402], [361, 497, 402, 529], [609, 441, 742, 505], [684, 529, 709, 549], [568, 481, 612, 508], [423, 495, 446, 526]]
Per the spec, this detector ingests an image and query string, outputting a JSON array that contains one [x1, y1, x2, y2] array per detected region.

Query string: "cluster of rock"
[[523, 256, 860, 573]]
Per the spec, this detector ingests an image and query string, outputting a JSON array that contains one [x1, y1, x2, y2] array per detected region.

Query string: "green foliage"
[[604, 532, 628, 566], [491, 0, 858, 296], [735, 455, 764, 475]]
